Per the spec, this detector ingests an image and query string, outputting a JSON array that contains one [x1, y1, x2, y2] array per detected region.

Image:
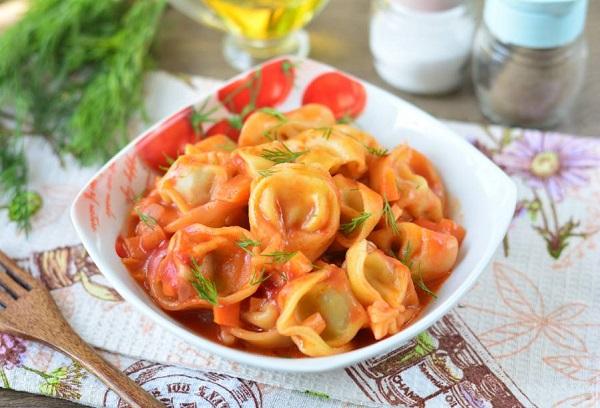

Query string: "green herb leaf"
[[236, 237, 261, 255], [336, 114, 353, 125], [257, 168, 277, 178], [190, 100, 218, 134], [227, 115, 243, 130], [263, 251, 297, 264], [339, 212, 371, 235], [383, 196, 400, 235], [6, 191, 42, 232], [366, 145, 389, 157], [135, 208, 157, 228], [250, 268, 271, 285], [258, 107, 287, 122], [304, 390, 330, 399], [399, 241, 413, 268], [261, 142, 306, 164], [190, 257, 218, 305], [415, 264, 437, 299], [316, 127, 333, 140]]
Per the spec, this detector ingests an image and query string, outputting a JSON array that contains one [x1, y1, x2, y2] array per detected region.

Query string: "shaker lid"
[[484, 0, 588, 48], [391, 0, 462, 12]]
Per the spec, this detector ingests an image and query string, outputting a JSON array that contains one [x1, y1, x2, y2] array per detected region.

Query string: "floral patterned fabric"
[[0, 73, 598, 407]]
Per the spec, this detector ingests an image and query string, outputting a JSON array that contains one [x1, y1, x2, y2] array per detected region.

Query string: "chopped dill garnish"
[[399, 241, 413, 268], [336, 114, 353, 125], [190, 257, 218, 305], [135, 208, 157, 228], [304, 390, 330, 399], [236, 237, 261, 255], [383, 196, 400, 235], [263, 251, 297, 264], [366, 145, 389, 157], [227, 115, 243, 130], [132, 190, 146, 203], [250, 268, 271, 285], [261, 143, 306, 164], [316, 127, 333, 140], [415, 264, 437, 299], [258, 107, 287, 122], [257, 168, 278, 178], [163, 153, 175, 165], [339, 212, 371, 235]]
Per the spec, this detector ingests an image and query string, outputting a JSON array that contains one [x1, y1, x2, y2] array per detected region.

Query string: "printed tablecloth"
[[0, 72, 598, 408]]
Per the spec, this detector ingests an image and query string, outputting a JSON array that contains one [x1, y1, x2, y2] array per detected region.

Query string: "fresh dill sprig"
[[399, 241, 413, 268], [260, 143, 306, 164], [236, 237, 261, 255], [135, 208, 157, 228], [250, 268, 271, 285], [366, 145, 389, 157], [0, 0, 166, 231], [263, 251, 297, 264], [316, 127, 333, 140], [258, 107, 287, 122], [383, 197, 400, 235], [340, 212, 371, 235], [0, 135, 42, 232], [190, 257, 218, 305], [257, 168, 278, 178], [414, 264, 437, 299], [336, 114, 354, 125]]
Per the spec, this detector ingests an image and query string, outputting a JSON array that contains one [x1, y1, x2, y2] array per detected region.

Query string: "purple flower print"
[[494, 130, 600, 201], [0, 333, 26, 370]]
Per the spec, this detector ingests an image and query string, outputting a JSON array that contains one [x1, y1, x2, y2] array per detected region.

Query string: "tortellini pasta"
[[346, 240, 419, 339], [369, 145, 446, 222], [118, 102, 465, 358], [249, 163, 340, 261], [277, 264, 367, 356]]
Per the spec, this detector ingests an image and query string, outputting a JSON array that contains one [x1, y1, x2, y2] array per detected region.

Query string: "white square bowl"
[[71, 57, 516, 373]]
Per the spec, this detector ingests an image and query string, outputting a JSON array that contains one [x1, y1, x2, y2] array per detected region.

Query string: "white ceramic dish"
[[71, 57, 516, 373]]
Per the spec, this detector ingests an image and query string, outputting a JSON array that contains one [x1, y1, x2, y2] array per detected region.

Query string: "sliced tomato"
[[218, 59, 295, 115], [206, 117, 243, 141], [136, 107, 199, 171], [302, 72, 366, 119]]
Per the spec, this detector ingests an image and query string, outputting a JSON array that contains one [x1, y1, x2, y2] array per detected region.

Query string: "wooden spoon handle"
[[55, 332, 162, 408]]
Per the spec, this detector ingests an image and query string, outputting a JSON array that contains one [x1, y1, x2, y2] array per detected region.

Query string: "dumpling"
[[227, 298, 293, 349], [147, 224, 260, 311], [369, 145, 445, 222], [369, 222, 459, 282], [276, 264, 367, 356], [158, 152, 231, 212], [248, 163, 340, 261], [295, 126, 367, 178], [233, 139, 306, 178], [185, 134, 237, 154], [159, 151, 252, 232], [334, 175, 383, 248], [345, 240, 419, 339], [238, 104, 336, 146]]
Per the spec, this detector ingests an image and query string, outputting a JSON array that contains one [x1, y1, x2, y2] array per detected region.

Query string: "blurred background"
[[152, 0, 598, 135]]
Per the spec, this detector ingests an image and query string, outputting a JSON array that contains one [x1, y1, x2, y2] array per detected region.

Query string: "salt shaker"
[[369, 0, 477, 94], [472, 0, 588, 128]]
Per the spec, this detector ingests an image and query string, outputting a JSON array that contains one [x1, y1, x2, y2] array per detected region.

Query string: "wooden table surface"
[[2, 1, 599, 407]]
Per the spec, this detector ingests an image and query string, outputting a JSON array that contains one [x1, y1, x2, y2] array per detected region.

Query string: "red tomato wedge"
[[136, 107, 199, 171], [206, 117, 242, 141], [302, 72, 367, 119], [218, 59, 295, 116]]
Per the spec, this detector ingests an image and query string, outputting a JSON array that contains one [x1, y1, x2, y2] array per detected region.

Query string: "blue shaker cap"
[[484, 0, 588, 48]]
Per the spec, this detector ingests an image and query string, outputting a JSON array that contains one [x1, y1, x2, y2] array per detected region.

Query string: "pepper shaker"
[[472, 0, 588, 128], [369, 0, 477, 95]]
